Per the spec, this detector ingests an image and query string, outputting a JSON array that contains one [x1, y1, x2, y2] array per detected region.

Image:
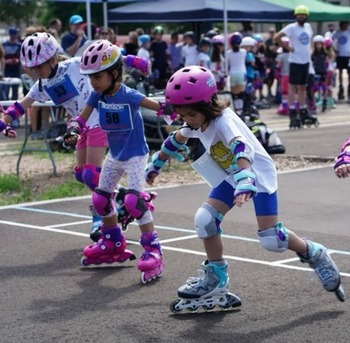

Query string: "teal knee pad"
[[257, 222, 289, 253]]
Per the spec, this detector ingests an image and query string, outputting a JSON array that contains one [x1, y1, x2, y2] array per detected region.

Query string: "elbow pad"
[[229, 139, 254, 171]]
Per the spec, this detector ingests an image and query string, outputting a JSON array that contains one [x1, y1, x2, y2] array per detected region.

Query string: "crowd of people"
[[0, 6, 349, 311]]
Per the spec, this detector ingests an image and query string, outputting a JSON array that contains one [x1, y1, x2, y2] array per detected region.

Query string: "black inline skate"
[[322, 98, 327, 112], [338, 84, 344, 100], [289, 108, 301, 129], [300, 108, 319, 128]]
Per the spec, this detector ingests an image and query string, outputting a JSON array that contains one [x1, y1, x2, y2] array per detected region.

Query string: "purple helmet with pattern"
[[20, 32, 58, 68], [211, 34, 225, 45], [165, 66, 217, 105], [80, 40, 122, 75]]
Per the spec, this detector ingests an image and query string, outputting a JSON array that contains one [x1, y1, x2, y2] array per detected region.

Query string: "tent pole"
[[103, 0, 108, 27], [86, 0, 92, 40], [223, 0, 228, 90]]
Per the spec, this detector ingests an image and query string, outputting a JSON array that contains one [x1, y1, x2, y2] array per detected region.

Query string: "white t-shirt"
[[226, 49, 247, 74], [27, 57, 100, 129], [181, 44, 199, 66], [137, 47, 150, 60], [197, 52, 211, 69], [282, 22, 313, 64], [180, 107, 278, 194], [332, 29, 350, 57]]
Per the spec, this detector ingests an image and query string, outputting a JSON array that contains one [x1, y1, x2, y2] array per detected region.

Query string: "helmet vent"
[[91, 55, 98, 64], [174, 84, 181, 90], [188, 77, 197, 84]]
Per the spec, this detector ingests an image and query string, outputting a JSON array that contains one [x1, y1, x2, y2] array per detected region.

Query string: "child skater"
[[276, 37, 290, 115], [210, 34, 226, 91], [64, 40, 165, 283], [146, 66, 345, 312], [324, 37, 336, 109], [0, 32, 149, 242]]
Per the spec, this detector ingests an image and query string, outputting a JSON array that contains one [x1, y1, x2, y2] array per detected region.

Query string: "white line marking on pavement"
[[1, 220, 350, 278]]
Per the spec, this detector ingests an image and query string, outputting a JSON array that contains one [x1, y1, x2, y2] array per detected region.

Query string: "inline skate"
[[115, 186, 157, 232], [298, 240, 345, 302], [338, 84, 344, 100], [300, 108, 319, 128], [170, 260, 242, 313], [289, 109, 301, 129], [81, 225, 136, 266], [138, 231, 164, 284], [321, 98, 327, 113], [89, 205, 102, 242]]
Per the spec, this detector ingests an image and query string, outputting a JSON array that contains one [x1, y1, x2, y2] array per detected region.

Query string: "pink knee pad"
[[124, 190, 149, 220], [82, 164, 101, 191], [92, 189, 115, 217], [74, 166, 84, 184]]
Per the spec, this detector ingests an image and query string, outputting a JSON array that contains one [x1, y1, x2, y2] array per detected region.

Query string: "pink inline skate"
[[81, 225, 136, 266], [138, 231, 164, 284]]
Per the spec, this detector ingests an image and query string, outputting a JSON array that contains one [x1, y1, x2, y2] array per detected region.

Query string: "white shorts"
[[230, 72, 246, 87]]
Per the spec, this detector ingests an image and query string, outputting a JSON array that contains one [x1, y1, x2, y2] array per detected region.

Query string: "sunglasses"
[[100, 31, 109, 35]]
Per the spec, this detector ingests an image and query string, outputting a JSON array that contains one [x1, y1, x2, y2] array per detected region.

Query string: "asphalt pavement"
[[1, 101, 350, 343]]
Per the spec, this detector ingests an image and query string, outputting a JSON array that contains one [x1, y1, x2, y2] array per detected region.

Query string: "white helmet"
[[313, 35, 325, 44], [240, 36, 257, 47]]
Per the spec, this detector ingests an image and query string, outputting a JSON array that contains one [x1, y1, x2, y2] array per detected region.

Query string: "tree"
[[0, 0, 43, 26]]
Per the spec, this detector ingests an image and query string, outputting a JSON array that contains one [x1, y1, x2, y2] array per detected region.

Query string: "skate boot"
[[300, 108, 319, 128], [289, 108, 301, 129], [277, 103, 289, 115], [115, 186, 157, 232], [170, 260, 242, 313], [322, 98, 327, 112], [338, 84, 344, 100], [81, 225, 136, 266], [298, 240, 345, 302], [89, 205, 102, 242], [137, 231, 164, 284]]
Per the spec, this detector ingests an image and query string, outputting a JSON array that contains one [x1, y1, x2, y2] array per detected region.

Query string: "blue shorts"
[[208, 180, 278, 216]]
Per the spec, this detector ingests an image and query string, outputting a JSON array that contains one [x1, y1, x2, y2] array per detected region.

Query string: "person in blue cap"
[[61, 14, 87, 57]]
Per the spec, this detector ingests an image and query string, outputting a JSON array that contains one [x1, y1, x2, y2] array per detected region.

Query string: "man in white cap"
[[61, 14, 87, 57]]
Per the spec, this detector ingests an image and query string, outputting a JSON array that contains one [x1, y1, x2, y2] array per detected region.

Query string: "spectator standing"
[[274, 5, 318, 129], [197, 37, 212, 69], [167, 32, 182, 73], [61, 14, 87, 57], [181, 31, 198, 67], [324, 23, 336, 39], [123, 31, 139, 56], [48, 18, 62, 40], [149, 26, 169, 89], [210, 34, 226, 91], [2, 27, 22, 101], [332, 21, 350, 101], [264, 27, 278, 98]]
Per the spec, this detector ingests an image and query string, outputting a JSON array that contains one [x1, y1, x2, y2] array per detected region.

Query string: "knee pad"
[[124, 189, 151, 220], [194, 203, 223, 239], [232, 93, 244, 112], [82, 164, 101, 191], [92, 188, 115, 217], [257, 222, 289, 253], [74, 166, 84, 184]]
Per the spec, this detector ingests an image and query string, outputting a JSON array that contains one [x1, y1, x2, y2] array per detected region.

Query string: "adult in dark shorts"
[[274, 5, 317, 129], [332, 21, 350, 101]]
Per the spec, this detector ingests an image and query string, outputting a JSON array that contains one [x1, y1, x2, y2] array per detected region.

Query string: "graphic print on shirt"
[[210, 141, 233, 170], [299, 32, 310, 45]]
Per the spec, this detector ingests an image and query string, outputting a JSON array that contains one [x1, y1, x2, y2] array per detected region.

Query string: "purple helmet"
[[165, 66, 217, 105], [80, 40, 122, 75], [20, 32, 58, 68], [229, 32, 242, 46], [211, 34, 225, 45]]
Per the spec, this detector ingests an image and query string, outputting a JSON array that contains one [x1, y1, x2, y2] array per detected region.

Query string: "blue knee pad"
[[194, 203, 223, 239], [82, 164, 101, 191], [92, 188, 115, 217], [257, 222, 289, 253], [74, 166, 84, 184]]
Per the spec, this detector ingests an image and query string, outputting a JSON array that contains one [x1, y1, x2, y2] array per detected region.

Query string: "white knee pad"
[[194, 203, 223, 239], [257, 223, 289, 253]]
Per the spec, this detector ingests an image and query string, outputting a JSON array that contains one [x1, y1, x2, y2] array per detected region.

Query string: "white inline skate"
[[170, 260, 242, 313], [298, 240, 345, 302]]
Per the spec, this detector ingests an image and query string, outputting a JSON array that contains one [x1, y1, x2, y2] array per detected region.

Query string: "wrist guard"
[[233, 169, 257, 198], [124, 55, 150, 74], [229, 139, 254, 171], [0, 120, 6, 133], [334, 138, 350, 169], [161, 132, 189, 162], [66, 116, 86, 135], [4, 102, 25, 121], [156, 102, 178, 121], [145, 151, 167, 183]]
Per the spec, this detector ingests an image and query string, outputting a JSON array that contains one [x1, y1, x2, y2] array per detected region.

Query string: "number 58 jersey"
[[27, 57, 100, 129]]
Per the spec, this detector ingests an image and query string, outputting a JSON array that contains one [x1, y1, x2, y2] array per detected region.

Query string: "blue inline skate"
[[170, 260, 242, 313]]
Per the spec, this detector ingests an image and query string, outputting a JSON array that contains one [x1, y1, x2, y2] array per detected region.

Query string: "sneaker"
[[298, 240, 340, 292]]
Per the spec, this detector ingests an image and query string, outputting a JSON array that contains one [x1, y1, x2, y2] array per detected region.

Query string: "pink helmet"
[[165, 66, 217, 105], [324, 37, 333, 48], [20, 32, 58, 68], [80, 40, 122, 75], [281, 36, 290, 46], [211, 34, 225, 45]]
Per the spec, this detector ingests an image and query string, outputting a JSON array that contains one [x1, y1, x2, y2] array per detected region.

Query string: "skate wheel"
[[202, 304, 216, 312], [140, 271, 148, 284], [335, 285, 346, 303], [80, 257, 89, 266], [187, 305, 199, 313], [170, 299, 183, 314]]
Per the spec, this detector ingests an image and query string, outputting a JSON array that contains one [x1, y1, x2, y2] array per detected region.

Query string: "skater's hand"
[[233, 169, 257, 207], [3, 125, 16, 139], [334, 162, 350, 178], [234, 192, 253, 207]]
